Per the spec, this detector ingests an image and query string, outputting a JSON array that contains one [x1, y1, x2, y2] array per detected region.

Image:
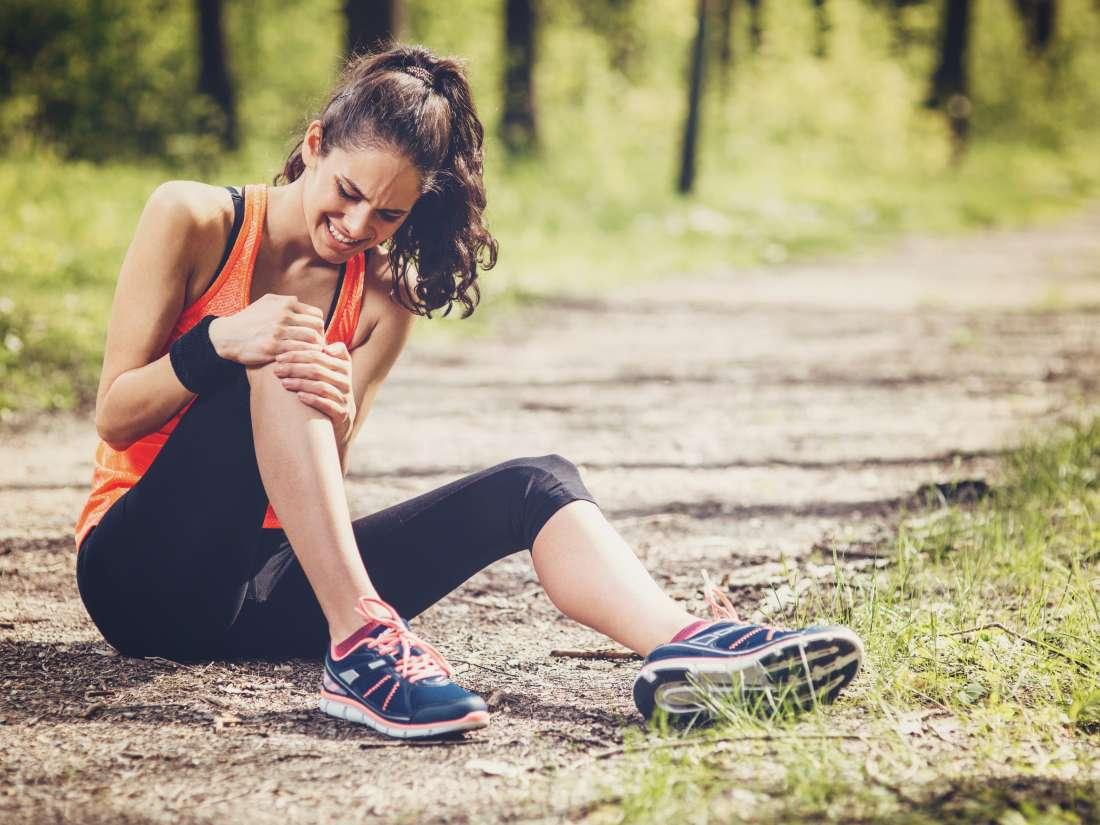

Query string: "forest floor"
[[2, 208, 1100, 824]]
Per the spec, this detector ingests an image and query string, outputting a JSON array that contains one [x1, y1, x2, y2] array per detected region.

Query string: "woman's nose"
[[347, 205, 376, 241]]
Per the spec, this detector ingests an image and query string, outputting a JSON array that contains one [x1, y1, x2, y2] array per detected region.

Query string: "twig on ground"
[[449, 658, 525, 679], [586, 732, 871, 762], [80, 703, 105, 719], [194, 789, 253, 809], [944, 622, 1094, 672], [357, 739, 475, 751], [549, 649, 642, 661], [143, 656, 182, 669]]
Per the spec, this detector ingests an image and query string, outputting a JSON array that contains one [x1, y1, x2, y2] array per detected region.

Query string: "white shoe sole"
[[634, 627, 864, 718], [319, 691, 490, 739]]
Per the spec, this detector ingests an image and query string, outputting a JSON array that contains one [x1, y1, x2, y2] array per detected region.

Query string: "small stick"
[[587, 732, 871, 762], [449, 658, 525, 679], [357, 738, 475, 750], [549, 649, 642, 661], [943, 622, 1094, 672], [144, 656, 182, 669]]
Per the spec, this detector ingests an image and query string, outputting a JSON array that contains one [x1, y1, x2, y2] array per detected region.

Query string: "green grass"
[[579, 418, 1100, 824], [2, 0, 1100, 417]]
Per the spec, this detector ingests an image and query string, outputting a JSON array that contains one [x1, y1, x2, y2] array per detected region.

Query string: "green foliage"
[[0, 0, 228, 162], [2, 0, 1100, 414], [594, 417, 1100, 823]]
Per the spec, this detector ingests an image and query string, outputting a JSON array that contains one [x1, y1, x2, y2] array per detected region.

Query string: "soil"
[[2, 209, 1100, 824]]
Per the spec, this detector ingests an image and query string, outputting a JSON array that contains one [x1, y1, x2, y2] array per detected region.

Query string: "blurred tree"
[[747, 0, 763, 51], [878, 0, 931, 56], [0, 3, 70, 100], [346, 0, 399, 57], [0, 0, 201, 162], [196, 0, 237, 150], [502, 0, 538, 155], [715, 0, 735, 96], [927, 0, 972, 160], [1013, 0, 1056, 54], [812, 0, 829, 58], [573, 0, 642, 77], [678, 0, 709, 194]]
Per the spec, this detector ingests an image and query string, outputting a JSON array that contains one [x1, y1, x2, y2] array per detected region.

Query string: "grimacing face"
[[300, 121, 423, 265]]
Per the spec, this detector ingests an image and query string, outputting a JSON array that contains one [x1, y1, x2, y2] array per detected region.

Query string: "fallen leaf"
[[895, 711, 928, 736], [466, 758, 520, 778], [213, 714, 243, 732]]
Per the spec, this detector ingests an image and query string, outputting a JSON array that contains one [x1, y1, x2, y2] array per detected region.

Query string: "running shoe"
[[633, 575, 863, 723], [320, 597, 489, 738]]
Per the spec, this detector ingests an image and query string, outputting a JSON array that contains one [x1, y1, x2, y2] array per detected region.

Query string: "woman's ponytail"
[[276, 45, 498, 318]]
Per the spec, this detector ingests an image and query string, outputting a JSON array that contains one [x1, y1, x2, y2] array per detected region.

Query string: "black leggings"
[[76, 371, 596, 662]]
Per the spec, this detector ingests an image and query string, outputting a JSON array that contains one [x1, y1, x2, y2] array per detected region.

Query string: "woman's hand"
[[209, 294, 326, 366], [273, 340, 357, 441]]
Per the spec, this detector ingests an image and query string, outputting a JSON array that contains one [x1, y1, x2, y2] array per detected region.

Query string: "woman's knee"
[[499, 453, 583, 490], [495, 454, 596, 547]]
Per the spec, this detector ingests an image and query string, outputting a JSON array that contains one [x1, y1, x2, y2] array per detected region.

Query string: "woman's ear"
[[301, 120, 324, 169]]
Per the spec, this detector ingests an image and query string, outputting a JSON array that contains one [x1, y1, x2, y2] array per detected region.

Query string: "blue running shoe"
[[633, 580, 863, 723], [320, 597, 489, 739]]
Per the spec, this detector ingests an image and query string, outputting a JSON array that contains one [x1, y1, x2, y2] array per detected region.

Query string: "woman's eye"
[[379, 213, 400, 223], [336, 183, 355, 200]]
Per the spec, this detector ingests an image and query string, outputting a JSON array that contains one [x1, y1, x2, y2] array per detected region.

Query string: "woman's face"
[[300, 121, 423, 264]]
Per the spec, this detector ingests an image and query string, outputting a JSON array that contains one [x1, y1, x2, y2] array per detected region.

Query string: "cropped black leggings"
[[76, 371, 596, 662]]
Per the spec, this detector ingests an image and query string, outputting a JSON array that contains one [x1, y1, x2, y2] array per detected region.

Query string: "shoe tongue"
[[671, 619, 714, 643], [332, 620, 386, 659]]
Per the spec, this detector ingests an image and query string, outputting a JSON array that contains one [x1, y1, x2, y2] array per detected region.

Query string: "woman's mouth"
[[326, 219, 361, 247]]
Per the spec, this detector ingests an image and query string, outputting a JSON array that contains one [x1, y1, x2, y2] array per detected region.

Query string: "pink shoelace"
[[702, 570, 742, 622], [701, 570, 785, 644], [354, 597, 453, 683]]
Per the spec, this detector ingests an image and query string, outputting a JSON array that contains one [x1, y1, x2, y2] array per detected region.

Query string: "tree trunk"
[[887, 0, 908, 56], [927, 0, 972, 161], [196, 0, 237, 150], [345, 0, 398, 57], [812, 0, 829, 58], [717, 0, 735, 95], [678, 0, 709, 194], [1013, 0, 1056, 54], [747, 0, 763, 52], [501, 0, 538, 155]]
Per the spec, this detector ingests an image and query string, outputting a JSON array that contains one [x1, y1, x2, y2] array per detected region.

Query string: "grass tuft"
[[591, 417, 1100, 824]]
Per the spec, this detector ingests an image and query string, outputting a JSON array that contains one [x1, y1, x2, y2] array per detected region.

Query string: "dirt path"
[[3, 211, 1100, 824]]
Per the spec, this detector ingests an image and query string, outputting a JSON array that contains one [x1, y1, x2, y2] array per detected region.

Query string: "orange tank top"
[[74, 184, 366, 550]]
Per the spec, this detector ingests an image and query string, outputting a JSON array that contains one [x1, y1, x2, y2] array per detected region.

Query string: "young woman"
[[74, 45, 863, 739]]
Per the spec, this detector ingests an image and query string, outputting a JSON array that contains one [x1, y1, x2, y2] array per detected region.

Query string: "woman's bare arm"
[[336, 308, 415, 474], [93, 182, 226, 450]]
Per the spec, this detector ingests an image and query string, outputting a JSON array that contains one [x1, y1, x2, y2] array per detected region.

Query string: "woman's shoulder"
[[348, 246, 416, 349], [366, 246, 418, 320], [143, 180, 237, 243]]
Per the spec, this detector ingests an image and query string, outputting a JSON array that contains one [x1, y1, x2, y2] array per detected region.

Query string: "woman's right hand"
[[209, 294, 326, 366]]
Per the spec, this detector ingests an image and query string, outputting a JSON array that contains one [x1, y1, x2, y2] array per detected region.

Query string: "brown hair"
[[276, 44, 498, 318]]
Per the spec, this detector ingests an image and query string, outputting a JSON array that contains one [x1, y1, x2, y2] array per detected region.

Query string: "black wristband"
[[169, 315, 241, 395]]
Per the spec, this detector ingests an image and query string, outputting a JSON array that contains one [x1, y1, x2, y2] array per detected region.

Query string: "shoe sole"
[[633, 627, 864, 722], [319, 690, 490, 739]]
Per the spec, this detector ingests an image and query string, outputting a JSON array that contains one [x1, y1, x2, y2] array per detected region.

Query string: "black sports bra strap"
[[325, 262, 347, 329], [192, 186, 247, 305]]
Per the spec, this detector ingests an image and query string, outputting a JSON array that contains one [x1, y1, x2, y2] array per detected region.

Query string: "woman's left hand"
[[273, 340, 357, 441]]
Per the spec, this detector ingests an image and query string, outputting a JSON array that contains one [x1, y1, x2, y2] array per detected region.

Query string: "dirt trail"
[[3, 210, 1100, 823]]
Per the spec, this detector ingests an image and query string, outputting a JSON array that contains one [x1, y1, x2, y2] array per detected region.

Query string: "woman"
[[74, 45, 863, 740]]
